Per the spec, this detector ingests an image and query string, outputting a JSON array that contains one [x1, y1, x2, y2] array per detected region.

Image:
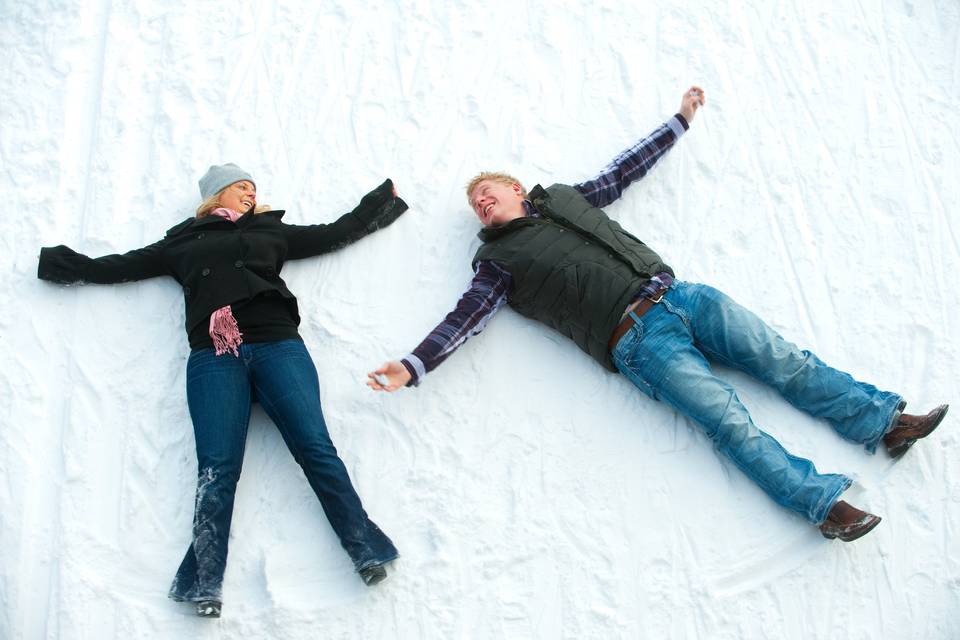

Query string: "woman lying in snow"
[[38, 164, 407, 618]]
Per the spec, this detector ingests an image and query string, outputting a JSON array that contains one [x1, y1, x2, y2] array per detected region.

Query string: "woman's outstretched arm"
[[283, 178, 409, 260], [38, 238, 168, 285]]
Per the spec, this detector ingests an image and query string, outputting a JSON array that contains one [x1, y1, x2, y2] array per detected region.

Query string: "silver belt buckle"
[[648, 289, 665, 304]]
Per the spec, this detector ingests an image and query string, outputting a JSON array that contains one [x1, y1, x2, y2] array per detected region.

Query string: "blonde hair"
[[465, 171, 527, 203], [195, 188, 271, 218]]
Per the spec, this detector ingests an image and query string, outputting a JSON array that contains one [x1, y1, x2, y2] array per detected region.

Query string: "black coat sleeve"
[[283, 178, 409, 260], [37, 238, 168, 285]]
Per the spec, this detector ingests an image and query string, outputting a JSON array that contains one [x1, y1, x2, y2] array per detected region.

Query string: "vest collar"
[[528, 184, 549, 207]]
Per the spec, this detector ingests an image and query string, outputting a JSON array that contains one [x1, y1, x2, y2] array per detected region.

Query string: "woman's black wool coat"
[[38, 179, 408, 337]]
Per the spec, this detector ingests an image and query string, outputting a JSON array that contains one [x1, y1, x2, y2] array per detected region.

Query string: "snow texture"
[[2, 1, 958, 638]]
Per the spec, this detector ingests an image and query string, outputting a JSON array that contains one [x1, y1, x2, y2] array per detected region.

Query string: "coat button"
[[183, 286, 191, 295], [197, 233, 205, 239], [234, 260, 244, 268], [201, 268, 211, 276]]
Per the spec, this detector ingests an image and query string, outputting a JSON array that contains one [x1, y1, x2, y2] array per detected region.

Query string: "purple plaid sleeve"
[[400, 261, 511, 385], [573, 114, 688, 208]]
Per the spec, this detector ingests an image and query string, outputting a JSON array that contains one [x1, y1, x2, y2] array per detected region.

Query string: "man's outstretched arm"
[[575, 86, 705, 208], [367, 261, 511, 391]]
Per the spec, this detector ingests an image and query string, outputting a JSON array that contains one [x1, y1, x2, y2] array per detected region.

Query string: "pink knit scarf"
[[207, 207, 243, 356]]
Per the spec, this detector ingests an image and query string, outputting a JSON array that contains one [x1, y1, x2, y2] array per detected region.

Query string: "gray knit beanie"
[[198, 163, 255, 199]]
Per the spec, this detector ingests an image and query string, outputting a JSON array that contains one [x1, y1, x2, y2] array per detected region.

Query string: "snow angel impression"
[[37, 164, 406, 618]]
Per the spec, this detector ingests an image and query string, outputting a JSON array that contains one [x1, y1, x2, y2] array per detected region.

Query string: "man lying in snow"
[[368, 86, 947, 542]]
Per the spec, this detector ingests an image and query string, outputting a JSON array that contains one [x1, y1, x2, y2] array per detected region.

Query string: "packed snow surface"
[[2, 1, 958, 638]]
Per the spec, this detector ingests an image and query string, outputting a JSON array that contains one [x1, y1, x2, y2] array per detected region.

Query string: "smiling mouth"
[[483, 203, 494, 218], [241, 200, 253, 209]]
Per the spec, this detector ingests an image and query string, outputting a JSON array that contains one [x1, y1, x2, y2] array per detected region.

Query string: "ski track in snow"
[[2, 1, 958, 638]]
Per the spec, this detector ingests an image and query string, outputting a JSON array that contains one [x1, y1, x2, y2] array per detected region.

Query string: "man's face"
[[469, 180, 525, 227]]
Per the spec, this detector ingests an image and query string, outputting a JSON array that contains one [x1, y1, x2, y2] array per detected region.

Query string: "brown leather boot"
[[819, 500, 881, 541], [883, 404, 948, 460]]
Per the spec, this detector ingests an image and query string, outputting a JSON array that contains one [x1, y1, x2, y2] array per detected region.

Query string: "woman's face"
[[218, 180, 257, 213]]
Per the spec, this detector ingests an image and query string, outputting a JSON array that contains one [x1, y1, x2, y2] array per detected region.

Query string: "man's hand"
[[679, 86, 706, 124], [367, 361, 412, 392]]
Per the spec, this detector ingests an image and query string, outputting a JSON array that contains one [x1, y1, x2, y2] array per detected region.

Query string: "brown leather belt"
[[607, 289, 666, 352]]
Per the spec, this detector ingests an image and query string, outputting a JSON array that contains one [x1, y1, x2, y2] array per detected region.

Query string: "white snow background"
[[2, 1, 959, 638]]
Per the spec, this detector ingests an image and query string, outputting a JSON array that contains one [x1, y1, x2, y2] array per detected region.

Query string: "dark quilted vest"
[[473, 183, 673, 371]]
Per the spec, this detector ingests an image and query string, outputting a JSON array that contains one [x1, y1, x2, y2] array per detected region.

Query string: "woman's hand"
[[679, 86, 706, 124], [367, 361, 411, 392]]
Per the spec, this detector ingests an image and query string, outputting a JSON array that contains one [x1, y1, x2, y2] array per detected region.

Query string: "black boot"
[[359, 563, 388, 586], [196, 600, 221, 618]]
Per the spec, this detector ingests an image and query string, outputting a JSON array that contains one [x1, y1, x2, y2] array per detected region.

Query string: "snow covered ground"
[[2, 1, 958, 638]]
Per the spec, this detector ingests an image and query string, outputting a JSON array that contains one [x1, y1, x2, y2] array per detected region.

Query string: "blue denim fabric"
[[611, 281, 901, 525], [169, 339, 398, 603]]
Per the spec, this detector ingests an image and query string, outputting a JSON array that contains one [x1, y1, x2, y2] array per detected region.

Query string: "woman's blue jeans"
[[611, 281, 902, 525], [168, 339, 398, 603]]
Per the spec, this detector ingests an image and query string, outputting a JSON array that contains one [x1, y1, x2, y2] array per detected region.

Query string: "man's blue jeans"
[[611, 281, 902, 525], [168, 339, 398, 603]]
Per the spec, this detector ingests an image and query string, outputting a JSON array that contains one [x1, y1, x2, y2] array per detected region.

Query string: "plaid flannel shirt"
[[401, 114, 688, 384]]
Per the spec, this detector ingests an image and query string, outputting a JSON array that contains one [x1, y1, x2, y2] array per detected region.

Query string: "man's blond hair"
[[465, 172, 527, 203]]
